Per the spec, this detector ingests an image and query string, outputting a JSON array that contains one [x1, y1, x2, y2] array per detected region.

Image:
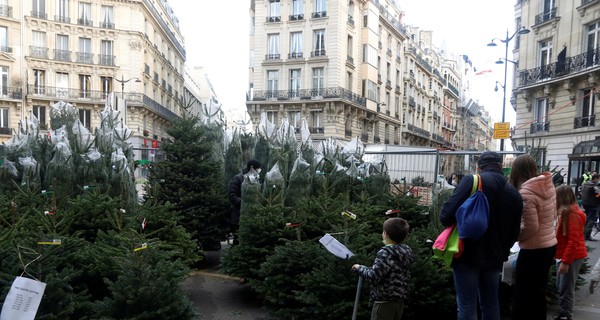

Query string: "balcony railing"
[[288, 52, 303, 59], [0, 4, 12, 18], [125, 92, 180, 121], [31, 11, 47, 19], [1, 46, 12, 53], [265, 53, 281, 60], [374, 136, 381, 143], [345, 129, 352, 137], [250, 87, 366, 107], [311, 50, 326, 57], [289, 14, 304, 21], [520, 47, 600, 86], [0, 86, 23, 99], [535, 8, 557, 25], [347, 55, 354, 64], [574, 115, 595, 129], [0, 127, 11, 135], [98, 54, 116, 66], [76, 52, 94, 64], [530, 121, 550, 134], [266, 16, 281, 22], [312, 11, 327, 18], [309, 127, 324, 134], [99, 21, 115, 29], [54, 49, 71, 62], [29, 46, 49, 59], [77, 19, 93, 27], [406, 123, 430, 138], [54, 15, 70, 23], [27, 85, 109, 101], [347, 15, 354, 26]]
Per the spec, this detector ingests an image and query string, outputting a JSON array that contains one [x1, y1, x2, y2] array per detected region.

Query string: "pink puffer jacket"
[[517, 172, 558, 249]]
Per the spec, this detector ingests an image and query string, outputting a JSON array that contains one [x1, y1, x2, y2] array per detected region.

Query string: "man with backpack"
[[440, 151, 523, 320], [581, 173, 600, 241]]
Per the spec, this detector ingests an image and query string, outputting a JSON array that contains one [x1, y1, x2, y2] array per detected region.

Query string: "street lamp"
[[115, 75, 142, 99], [487, 26, 530, 151]]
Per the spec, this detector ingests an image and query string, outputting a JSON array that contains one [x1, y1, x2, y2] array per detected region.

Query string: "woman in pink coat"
[[509, 154, 557, 320]]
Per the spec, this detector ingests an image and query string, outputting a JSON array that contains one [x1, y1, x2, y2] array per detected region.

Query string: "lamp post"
[[487, 26, 530, 151], [115, 75, 142, 100]]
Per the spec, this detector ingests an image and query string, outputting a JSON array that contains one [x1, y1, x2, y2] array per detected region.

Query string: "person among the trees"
[[580, 173, 600, 241], [227, 159, 261, 245], [351, 217, 414, 320], [509, 154, 557, 319], [553, 185, 588, 320], [439, 151, 523, 320]]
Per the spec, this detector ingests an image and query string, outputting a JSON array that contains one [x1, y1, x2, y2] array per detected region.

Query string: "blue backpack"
[[456, 174, 489, 240]]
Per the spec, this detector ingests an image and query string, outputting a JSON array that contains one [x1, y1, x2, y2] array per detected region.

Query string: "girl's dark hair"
[[509, 154, 538, 190], [383, 218, 409, 243], [555, 185, 576, 236]]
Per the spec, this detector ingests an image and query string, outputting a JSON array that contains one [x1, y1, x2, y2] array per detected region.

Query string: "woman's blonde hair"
[[555, 185, 576, 236]]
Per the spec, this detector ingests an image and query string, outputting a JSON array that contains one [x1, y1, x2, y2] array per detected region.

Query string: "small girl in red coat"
[[553, 185, 588, 320]]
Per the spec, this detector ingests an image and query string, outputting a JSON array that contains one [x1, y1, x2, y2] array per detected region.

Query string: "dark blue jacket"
[[228, 168, 250, 225], [440, 167, 523, 270]]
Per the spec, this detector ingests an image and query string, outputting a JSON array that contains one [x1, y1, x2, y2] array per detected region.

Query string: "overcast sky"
[[168, 0, 516, 124]]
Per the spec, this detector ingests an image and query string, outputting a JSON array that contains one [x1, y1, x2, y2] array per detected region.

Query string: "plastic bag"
[[432, 225, 464, 267]]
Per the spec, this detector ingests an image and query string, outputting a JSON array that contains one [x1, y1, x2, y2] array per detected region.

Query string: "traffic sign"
[[494, 122, 510, 139]]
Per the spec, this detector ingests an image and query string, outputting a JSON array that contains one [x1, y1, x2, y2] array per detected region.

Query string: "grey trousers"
[[370, 300, 405, 320], [556, 258, 584, 317]]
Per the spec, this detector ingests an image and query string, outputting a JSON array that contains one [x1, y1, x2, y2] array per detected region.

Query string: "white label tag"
[[0, 276, 46, 320]]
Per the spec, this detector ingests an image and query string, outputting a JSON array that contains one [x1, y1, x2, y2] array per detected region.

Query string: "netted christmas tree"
[[0, 99, 197, 319]]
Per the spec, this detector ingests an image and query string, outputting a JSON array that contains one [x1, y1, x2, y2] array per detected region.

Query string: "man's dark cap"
[[477, 151, 502, 168], [246, 159, 261, 170]]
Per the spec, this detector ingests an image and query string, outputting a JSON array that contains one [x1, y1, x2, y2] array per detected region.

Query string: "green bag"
[[432, 225, 463, 267]]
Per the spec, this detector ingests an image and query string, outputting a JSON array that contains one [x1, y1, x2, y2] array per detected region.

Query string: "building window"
[[576, 88, 596, 128], [288, 110, 301, 128], [0, 66, 6, 96], [55, 34, 69, 61], [312, 67, 324, 95], [100, 5, 114, 28], [56, 0, 69, 22], [79, 74, 90, 98], [292, 0, 303, 16], [100, 40, 113, 66], [532, 98, 549, 133], [586, 22, 600, 67], [311, 110, 323, 129], [32, 0, 46, 18], [290, 32, 303, 58], [313, 29, 325, 56], [290, 69, 301, 97], [79, 109, 91, 129], [0, 108, 8, 129], [56, 72, 68, 98], [78, 2, 92, 26], [315, 0, 326, 15], [267, 0, 280, 21], [78, 37, 92, 63], [266, 70, 278, 97], [33, 105, 46, 129], [539, 40, 552, 68], [266, 34, 280, 59], [33, 69, 45, 94], [0, 26, 8, 53], [101, 76, 112, 98], [266, 110, 278, 125]]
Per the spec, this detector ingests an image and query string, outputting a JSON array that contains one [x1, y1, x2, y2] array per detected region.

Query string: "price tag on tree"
[[0, 276, 46, 320]]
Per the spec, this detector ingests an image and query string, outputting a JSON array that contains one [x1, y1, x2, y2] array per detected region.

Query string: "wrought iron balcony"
[[123, 92, 180, 121], [387, 48, 392, 56], [54, 49, 71, 62], [265, 53, 281, 60], [408, 97, 416, 108], [309, 127, 324, 134], [0, 86, 23, 99], [27, 85, 109, 101], [346, 55, 354, 64], [406, 123, 430, 138], [345, 129, 352, 137], [99, 21, 115, 29], [535, 8, 557, 25], [312, 11, 327, 18], [288, 52, 303, 59], [31, 11, 47, 19], [0, 127, 11, 135], [250, 87, 366, 107], [574, 115, 595, 129], [77, 18, 93, 27], [76, 52, 94, 64], [54, 15, 70, 23], [98, 54, 116, 66], [289, 14, 304, 21], [1, 46, 12, 53], [582, 0, 599, 5], [0, 4, 12, 18], [374, 136, 381, 143], [29, 46, 49, 59], [520, 47, 600, 86], [266, 16, 281, 22], [347, 15, 354, 26], [311, 50, 326, 57], [530, 121, 550, 134]]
